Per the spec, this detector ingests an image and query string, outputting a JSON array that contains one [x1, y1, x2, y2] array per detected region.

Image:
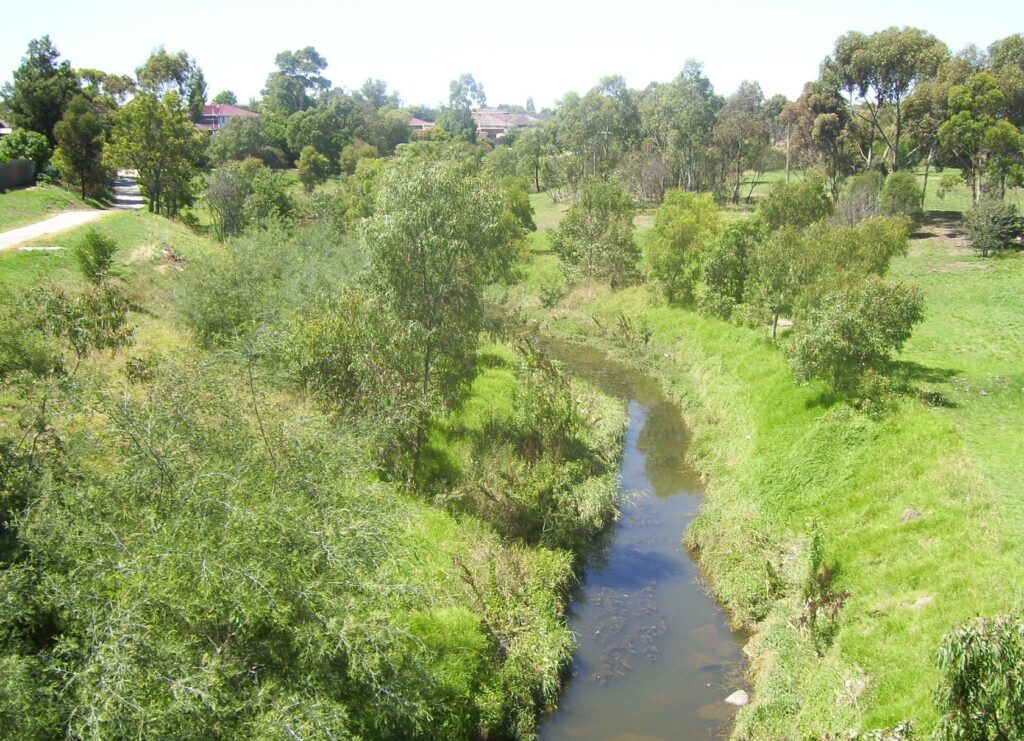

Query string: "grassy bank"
[[502, 191, 1024, 737], [0, 183, 101, 232]]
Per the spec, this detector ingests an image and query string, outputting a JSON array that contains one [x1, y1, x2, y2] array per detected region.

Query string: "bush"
[[339, 140, 378, 175], [549, 178, 638, 288], [759, 172, 832, 231], [644, 190, 721, 303], [834, 170, 884, 226], [935, 614, 1024, 740], [880, 171, 923, 223], [963, 199, 1022, 256], [72, 228, 118, 284], [297, 145, 330, 192], [0, 128, 51, 174], [698, 216, 763, 319], [789, 277, 924, 399]]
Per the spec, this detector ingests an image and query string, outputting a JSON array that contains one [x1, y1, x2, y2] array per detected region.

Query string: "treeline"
[[487, 29, 1024, 210]]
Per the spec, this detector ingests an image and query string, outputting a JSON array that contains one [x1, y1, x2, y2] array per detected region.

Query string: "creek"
[[539, 339, 747, 740]]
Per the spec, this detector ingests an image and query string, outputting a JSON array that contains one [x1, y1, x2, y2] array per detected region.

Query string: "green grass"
[[0, 183, 100, 231], [503, 193, 1024, 737]]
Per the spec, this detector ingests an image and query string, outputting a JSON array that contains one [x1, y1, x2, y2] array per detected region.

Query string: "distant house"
[[472, 108, 544, 140], [408, 116, 435, 132], [0, 120, 12, 138], [196, 104, 258, 134]]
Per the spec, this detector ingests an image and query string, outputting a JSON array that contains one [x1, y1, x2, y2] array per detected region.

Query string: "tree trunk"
[[771, 311, 779, 339], [785, 126, 791, 183], [920, 145, 934, 211]]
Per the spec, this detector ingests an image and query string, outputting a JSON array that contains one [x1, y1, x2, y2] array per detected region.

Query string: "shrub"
[[0, 128, 51, 173], [789, 277, 924, 398], [834, 170, 884, 226], [935, 614, 1024, 740], [644, 190, 721, 303], [963, 199, 1022, 256], [549, 178, 638, 287], [339, 140, 378, 175], [698, 216, 763, 319], [759, 172, 832, 231], [297, 145, 329, 191], [880, 171, 923, 223], [72, 228, 118, 284]]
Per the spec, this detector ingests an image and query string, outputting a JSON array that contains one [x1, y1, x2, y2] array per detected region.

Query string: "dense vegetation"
[[2, 22, 1024, 741]]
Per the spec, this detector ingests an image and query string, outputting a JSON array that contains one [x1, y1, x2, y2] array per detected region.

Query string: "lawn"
[[0, 183, 100, 231]]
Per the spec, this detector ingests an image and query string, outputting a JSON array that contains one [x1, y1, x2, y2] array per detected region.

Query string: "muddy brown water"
[[538, 339, 746, 740]]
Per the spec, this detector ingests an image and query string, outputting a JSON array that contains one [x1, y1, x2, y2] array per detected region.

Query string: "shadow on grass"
[[893, 360, 960, 408]]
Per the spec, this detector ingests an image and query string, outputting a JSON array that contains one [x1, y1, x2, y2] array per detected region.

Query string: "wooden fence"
[[0, 159, 35, 190]]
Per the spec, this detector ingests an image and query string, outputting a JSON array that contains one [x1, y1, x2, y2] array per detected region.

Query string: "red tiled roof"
[[202, 104, 257, 117], [408, 116, 435, 127]]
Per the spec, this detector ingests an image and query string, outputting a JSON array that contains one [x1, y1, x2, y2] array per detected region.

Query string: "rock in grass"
[[724, 689, 749, 706], [900, 508, 922, 523]]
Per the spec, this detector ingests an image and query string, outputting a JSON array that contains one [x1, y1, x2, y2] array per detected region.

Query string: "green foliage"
[[880, 171, 924, 223], [789, 277, 924, 398], [108, 92, 206, 216], [963, 199, 1022, 256], [1, 36, 79, 146], [339, 139, 378, 175], [0, 127, 51, 173], [698, 216, 764, 319], [180, 223, 361, 344], [41, 281, 135, 359], [935, 614, 1024, 741], [0, 288, 61, 378], [362, 159, 523, 411], [759, 172, 832, 231], [500, 176, 537, 233], [207, 115, 286, 167], [72, 227, 118, 284], [52, 94, 108, 198], [296, 144, 329, 191], [204, 159, 296, 241], [550, 177, 638, 287], [645, 189, 721, 302], [834, 170, 884, 226]]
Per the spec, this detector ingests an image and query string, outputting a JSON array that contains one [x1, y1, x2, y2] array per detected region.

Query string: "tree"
[[935, 614, 1024, 741], [362, 159, 522, 414], [825, 27, 949, 171], [789, 277, 924, 397], [53, 95, 108, 198], [108, 92, 206, 216], [0, 128, 51, 172], [135, 47, 206, 119], [262, 47, 330, 115], [744, 227, 804, 338], [715, 81, 770, 203], [297, 145, 329, 191], [939, 72, 1024, 204], [759, 172, 832, 231], [549, 177, 639, 287], [357, 78, 400, 109], [212, 90, 237, 105], [1, 36, 79, 146], [645, 190, 721, 302]]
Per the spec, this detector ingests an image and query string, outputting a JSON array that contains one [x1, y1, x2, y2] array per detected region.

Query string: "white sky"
[[2, 0, 1023, 109]]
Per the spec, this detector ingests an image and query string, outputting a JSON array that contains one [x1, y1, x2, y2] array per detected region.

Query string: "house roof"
[[472, 108, 544, 129], [408, 116, 435, 127], [201, 104, 257, 118]]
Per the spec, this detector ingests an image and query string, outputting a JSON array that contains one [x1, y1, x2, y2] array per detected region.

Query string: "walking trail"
[[0, 171, 144, 252]]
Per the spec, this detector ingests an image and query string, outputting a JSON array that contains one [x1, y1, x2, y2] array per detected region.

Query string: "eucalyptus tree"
[[823, 27, 949, 171], [262, 46, 330, 115], [714, 80, 771, 203]]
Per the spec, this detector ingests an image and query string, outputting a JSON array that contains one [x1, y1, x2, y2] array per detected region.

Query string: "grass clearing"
[[502, 190, 1024, 737], [0, 184, 101, 231]]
